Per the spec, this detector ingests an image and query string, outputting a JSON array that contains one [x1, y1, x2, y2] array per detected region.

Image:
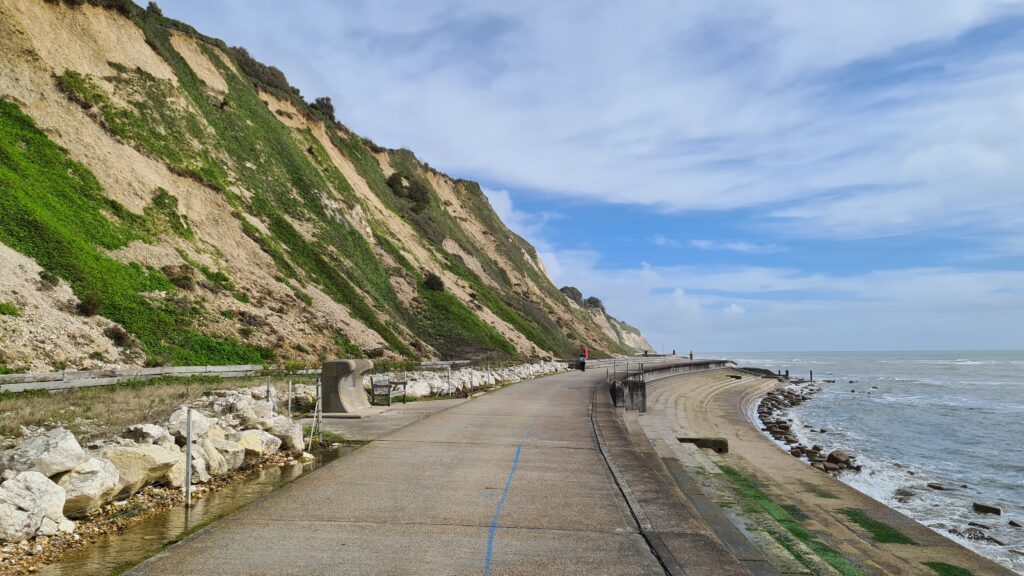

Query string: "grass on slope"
[[840, 508, 916, 545], [924, 563, 974, 576], [719, 465, 866, 576], [0, 98, 269, 366]]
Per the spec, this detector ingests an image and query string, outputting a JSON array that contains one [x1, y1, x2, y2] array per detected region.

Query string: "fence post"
[[287, 378, 293, 420], [184, 407, 193, 507], [266, 377, 273, 413], [447, 367, 452, 398]]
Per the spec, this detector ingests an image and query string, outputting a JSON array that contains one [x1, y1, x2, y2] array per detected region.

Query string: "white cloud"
[[689, 239, 783, 254], [547, 250, 1024, 351], [651, 234, 682, 248], [165, 1, 1024, 250]]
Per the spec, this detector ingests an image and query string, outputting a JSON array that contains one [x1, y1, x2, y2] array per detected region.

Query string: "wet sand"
[[636, 369, 1015, 575]]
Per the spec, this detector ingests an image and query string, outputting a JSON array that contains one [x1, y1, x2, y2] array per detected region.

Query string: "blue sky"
[[162, 1, 1024, 351]]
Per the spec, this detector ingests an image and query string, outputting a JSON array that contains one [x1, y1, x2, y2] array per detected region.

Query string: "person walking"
[[578, 351, 587, 372], [689, 350, 694, 360]]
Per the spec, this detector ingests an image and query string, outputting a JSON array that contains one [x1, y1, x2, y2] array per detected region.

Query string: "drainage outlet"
[[677, 437, 729, 454]]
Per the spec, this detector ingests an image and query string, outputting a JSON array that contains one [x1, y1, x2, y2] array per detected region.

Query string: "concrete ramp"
[[321, 359, 373, 413]]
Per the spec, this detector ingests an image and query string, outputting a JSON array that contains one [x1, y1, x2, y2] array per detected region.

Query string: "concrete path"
[[130, 370, 668, 575]]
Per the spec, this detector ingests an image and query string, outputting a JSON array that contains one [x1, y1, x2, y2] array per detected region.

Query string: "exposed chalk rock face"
[[57, 456, 120, 517], [0, 428, 86, 477], [122, 423, 176, 450], [0, 471, 75, 541], [229, 430, 282, 465], [264, 414, 304, 455], [97, 443, 180, 497], [166, 407, 212, 444], [205, 438, 245, 472]]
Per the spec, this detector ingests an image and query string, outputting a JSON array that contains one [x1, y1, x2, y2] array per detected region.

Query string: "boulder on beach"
[[973, 502, 1002, 516], [0, 427, 86, 477], [826, 450, 851, 466], [57, 456, 120, 517], [0, 471, 75, 542], [165, 450, 210, 487]]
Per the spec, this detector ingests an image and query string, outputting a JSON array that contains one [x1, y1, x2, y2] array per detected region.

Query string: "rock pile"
[[757, 382, 861, 477], [291, 360, 567, 408], [0, 385, 307, 544]]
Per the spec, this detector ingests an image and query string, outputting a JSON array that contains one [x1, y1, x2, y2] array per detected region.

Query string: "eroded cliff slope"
[[0, 0, 650, 371]]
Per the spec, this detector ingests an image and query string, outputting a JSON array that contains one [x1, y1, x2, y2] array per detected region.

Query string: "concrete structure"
[[320, 359, 373, 414], [131, 366, 757, 575]]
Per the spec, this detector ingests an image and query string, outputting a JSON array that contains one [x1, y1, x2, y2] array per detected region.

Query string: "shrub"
[[229, 46, 300, 96], [103, 325, 133, 348], [0, 302, 20, 317], [560, 286, 583, 304], [161, 264, 196, 290], [38, 270, 59, 290], [584, 296, 605, 312], [310, 96, 335, 122], [76, 292, 101, 316], [424, 273, 445, 292], [146, 1, 162, 16], [386, 172, 405, 196]]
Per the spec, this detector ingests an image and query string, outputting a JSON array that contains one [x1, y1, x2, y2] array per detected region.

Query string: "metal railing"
[[608, 359, 737, 412]]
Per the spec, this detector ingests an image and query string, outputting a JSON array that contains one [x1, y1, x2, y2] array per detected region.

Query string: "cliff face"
[[0, 0, 650, 371]]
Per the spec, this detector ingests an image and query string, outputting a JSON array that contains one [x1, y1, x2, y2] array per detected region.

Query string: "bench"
[[370, 374, 408, 407]]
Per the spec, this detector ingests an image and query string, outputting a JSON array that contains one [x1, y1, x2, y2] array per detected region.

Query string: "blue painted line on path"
[[483, 418, 536, 575]]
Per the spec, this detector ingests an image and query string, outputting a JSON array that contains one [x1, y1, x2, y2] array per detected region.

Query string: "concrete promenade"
[[131, 369, 715, 575]]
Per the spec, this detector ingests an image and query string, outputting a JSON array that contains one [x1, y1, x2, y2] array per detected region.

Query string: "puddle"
[[37, 445, 360, 576]]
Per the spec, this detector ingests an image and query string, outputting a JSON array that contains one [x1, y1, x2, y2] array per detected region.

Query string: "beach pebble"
[[1009, 520, 1022, 528]]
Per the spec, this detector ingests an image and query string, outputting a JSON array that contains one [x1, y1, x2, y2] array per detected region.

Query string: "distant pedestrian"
[[578, 352, 586, 372], [689, 350, 694, 360]]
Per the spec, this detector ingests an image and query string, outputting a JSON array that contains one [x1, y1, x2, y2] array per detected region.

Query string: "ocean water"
[[716, 350, 1024, 574]]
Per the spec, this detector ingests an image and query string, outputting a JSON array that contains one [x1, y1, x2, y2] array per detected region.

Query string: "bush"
[[310, 96, 335, 122], [584, 296, 605, 312], [0, 302, 20, 317], [229, 46, 300, 96], [76, 292, 101, 316], [103, 325, 133, 347], [386, 172, 405, 196], [560, 286, 583, 305], [161, 264, 195, 290], [146, 1, 162, 16], [38, 270, 59, 290], [424, 273, 445, 292]]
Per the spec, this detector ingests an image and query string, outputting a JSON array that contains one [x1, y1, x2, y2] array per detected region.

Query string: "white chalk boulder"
[[0, 471, 75, 542], [264, 415, 304, 455], [0, 428, 86, 477], [205, 438, 245, 472], [166, 407, 212, 445], [97, 444, 180, 497], [229, 430, 281, 465], [122, 424, 177, 450], [57, 456, 120, 517]]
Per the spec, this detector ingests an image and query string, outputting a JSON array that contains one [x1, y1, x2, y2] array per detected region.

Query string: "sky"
[[162, 1, 1024, 352]]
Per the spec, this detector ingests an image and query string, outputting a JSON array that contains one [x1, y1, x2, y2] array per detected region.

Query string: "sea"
[[714, 350, 1024, 574]]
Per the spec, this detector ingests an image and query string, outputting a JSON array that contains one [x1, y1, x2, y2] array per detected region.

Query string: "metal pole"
[[287, 379, 293, 420], [266, 377, 273, 413], [184, 407, 192, 507], [448, 367, 452, 398]]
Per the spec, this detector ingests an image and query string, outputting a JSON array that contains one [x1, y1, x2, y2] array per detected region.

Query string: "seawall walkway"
[[129, 367, 747, 575]]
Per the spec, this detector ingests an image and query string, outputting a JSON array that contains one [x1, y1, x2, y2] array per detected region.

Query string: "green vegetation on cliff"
[[0, 99, 270, 365], [0, 0, 649, 368]]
